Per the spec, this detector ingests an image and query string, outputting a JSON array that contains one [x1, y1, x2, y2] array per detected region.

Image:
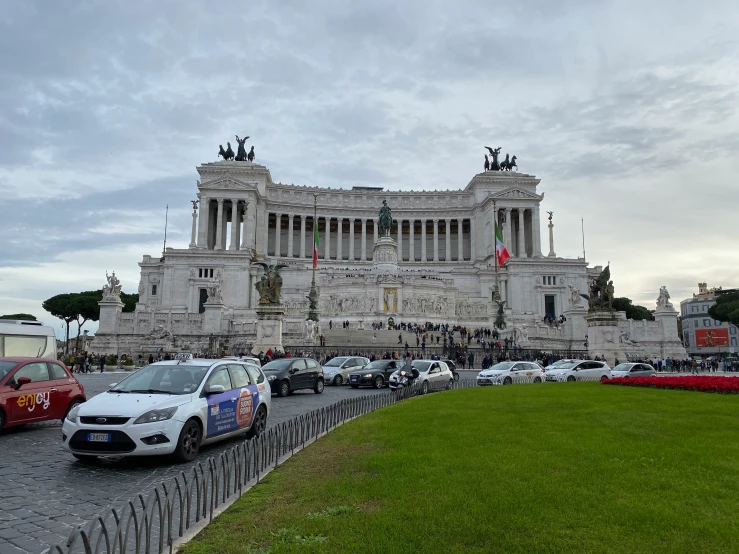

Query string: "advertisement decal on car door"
[[207, 385, 259, 438]]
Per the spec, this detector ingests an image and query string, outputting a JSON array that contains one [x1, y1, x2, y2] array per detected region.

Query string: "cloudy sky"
[[1, 0, 738, 336]]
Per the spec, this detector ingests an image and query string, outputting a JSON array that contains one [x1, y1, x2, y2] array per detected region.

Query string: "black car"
[[262, 358, 324, 397], [348, 359, 406, 389]]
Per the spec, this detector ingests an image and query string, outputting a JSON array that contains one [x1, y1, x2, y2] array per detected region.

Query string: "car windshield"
[[0, 361, 17, 380], [324, 357, 349, 367], [550, 360, 577, 368], [488, 362, 516, 371], [109, 364, 210, 395], [612, 364, 633, 372], [411, 361, 431, 372], [549, 361, 579, 370], [262, 359, 293, 371]]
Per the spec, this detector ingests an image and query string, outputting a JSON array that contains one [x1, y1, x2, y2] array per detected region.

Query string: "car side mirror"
[[15, 376, 32, 390], [207, 384, 225, 395], [290, 368, 299, 374]]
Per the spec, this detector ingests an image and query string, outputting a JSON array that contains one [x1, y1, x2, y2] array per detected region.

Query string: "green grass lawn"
[[181, 383, 739, 553]]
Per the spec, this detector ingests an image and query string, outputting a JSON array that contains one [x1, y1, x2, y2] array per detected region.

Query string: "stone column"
[[300, 215, 307, 258], [470, 218, 476, 262], [240, 202, 249, 249], [197, 197, 209, 247], [548, 215, 556, 257], [324, 217, 331, 260], [457, 218, 464, 261], [373, 219, 378, 244], [287, 214, 294, 258], [274, 213, 282, 257], [233, 201, 242, 248], [396, 218, 403, 257], [361, 219, 367, 261], [433, 219, 439, 262], [518, 208, 527, 258], [445, 219, 451, 261], [336, 217, 344, 260], [533, 204, 543, 257], [505, 208, 513, 257], [421, 220, 427, 262], [229, 200, 239, 250], [409, 219, 415, 262], [214, 198, 225, 250], [262, 208, 269, 256], [349, 218, 355, 260], [190, 206, 198, 248]]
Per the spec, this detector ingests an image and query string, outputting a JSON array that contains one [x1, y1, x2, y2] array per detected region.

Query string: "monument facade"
[[92, 143, 684, 360]]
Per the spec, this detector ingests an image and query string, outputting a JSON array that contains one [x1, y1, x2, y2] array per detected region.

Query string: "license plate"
[[479, 379, 490, 384], [87, 433, 111, 442]]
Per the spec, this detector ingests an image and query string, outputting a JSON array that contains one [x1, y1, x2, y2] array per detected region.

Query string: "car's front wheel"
[[454, 372, 460, 382], [277, 380, 290, 397], [446, 379, 453, 390], [373, 375, 384, 389], [172, 419, 201, 463], [567, 375, 576, 382], [421, 381, 428, 395], [600, 375, 610, 383], [314, 379, 324, 394], [534, 377, 542, 383], [503, 376, 512, 385], [247, 405, 267, 439], [333, 375, 343, 386]]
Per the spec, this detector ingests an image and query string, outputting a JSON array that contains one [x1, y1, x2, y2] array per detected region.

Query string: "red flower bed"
[[603, 375, 739, 394]]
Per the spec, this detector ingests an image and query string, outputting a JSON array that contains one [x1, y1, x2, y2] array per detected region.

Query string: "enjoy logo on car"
[[17, 392, 51, 412]]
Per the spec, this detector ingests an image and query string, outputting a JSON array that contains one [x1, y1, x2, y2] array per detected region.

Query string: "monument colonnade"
[[190, 195, 542, 262]]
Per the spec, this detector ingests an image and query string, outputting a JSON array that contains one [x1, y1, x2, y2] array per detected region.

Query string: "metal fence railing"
[[43, 379, 478, 554], [42, 374, 609, 554]]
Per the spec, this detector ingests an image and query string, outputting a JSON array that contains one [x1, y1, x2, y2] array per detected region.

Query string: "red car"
[[0, 357, 86, 433]]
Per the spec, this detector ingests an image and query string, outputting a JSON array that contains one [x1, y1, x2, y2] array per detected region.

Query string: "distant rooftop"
[[352, 186, 384, 191]]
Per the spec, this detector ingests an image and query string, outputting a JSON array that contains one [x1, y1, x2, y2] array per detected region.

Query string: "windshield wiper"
[[108, 389, 129, 393], [130, 389, 175, 395]]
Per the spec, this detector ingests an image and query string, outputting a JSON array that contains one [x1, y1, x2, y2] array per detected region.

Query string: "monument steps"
[[318, 329, 486, 349]]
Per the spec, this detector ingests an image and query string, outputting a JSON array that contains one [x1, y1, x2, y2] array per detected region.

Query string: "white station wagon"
[[388, 360, 454, 394], [545, 360, 611, 382], [62, 358, 271, 463], [476, 361, 545, 385]]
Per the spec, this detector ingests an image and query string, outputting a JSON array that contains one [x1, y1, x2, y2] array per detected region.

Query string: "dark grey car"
[[262, 358, 324, 397]]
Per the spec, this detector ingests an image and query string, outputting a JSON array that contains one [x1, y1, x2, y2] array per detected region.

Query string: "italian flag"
[[495, 222, 510, 266], [313, 222, 320, 268]]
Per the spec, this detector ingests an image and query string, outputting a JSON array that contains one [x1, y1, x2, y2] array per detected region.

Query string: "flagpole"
[[493, 200, 500, 301], [307, 194, 320, 323], [162, 204, 169, 258]]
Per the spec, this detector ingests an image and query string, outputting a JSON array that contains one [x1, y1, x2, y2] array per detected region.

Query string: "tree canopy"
[[0, 313, 37, 320], [708, 292, 739, 327], [121, 292, 139, 312], [612, 297, 654, 321]]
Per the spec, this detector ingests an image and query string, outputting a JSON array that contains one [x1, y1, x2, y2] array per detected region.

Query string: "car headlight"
[[324, 371, 335, 377], [66, 404, 82, 422], [133, 407, 178, 425], [267, 375, 277, 381], [363, 373, 373, 379]]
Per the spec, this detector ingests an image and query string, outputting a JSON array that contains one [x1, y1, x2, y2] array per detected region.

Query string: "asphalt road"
[[0, 372, 399, 554]]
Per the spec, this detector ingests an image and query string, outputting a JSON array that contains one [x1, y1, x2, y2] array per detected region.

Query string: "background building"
[[680, 283, 738, 357]]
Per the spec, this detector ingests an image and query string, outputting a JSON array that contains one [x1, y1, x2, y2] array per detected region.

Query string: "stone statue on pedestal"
[[204, 278, 223, 304], [378, 200, 394, 237], [234, 135, 250, 161], [102, 271, 122, 299], [218, 143, 235, 161], [253, 263, 287, 304], [656, 286, 672, 309], [580, 265, 614, 311]]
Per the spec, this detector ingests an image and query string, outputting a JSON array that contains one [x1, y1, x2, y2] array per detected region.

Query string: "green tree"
[[708, 291, 739, 327], [612, 297, 654, 321], [42, 293, 78, 354], [0, 313, 37, 321], [71, 291, 102, 352], [120, 292, 139, 312]]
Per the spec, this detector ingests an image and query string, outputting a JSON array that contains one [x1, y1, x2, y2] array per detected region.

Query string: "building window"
[[694, 320, 699, 328], [199, 289, 208, 313], [544, 295, 556, 318], [151, 284, 157, 296], [691, 305, 697, 312], [731, 326, 736, 335], [715, 320, 722, 326], [732, 337, 737, 347], [703, 319, 711, 327], [702, 305, 708, 312], [199, 268, 203, 278]]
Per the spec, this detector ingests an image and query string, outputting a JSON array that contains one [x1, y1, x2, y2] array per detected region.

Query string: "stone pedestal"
[[371, 236, 399, 274], [203, 302, 225, 334], [563, 306, 588, 344], [251, 305, 285, 355], [98, 296, 124, 334], [653, 305, 689, 360], [585, 310, 627, 367]]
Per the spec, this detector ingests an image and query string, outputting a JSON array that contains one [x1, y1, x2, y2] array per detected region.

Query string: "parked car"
[[349, 359, 405, 389], [441, 359, 460, 381], [544, 359, 582, 371], [388, 360, 454, 394], [610, 363, 656, 378], [476, 361, 545, 386], [321, 356, 370, 386], [1, 357, 86, 433], [62, 359, 270, 462], [263, 358, 324, 396], [224, 356, 262, 368], [545, 360, 611, 382]]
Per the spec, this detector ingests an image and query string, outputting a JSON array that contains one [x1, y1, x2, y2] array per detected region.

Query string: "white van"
[[0, 320, 57, 358]]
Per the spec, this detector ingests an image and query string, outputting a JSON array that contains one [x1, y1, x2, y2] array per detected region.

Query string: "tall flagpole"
[[307, 194, 320, 323], [162, 204, 169, 258]]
